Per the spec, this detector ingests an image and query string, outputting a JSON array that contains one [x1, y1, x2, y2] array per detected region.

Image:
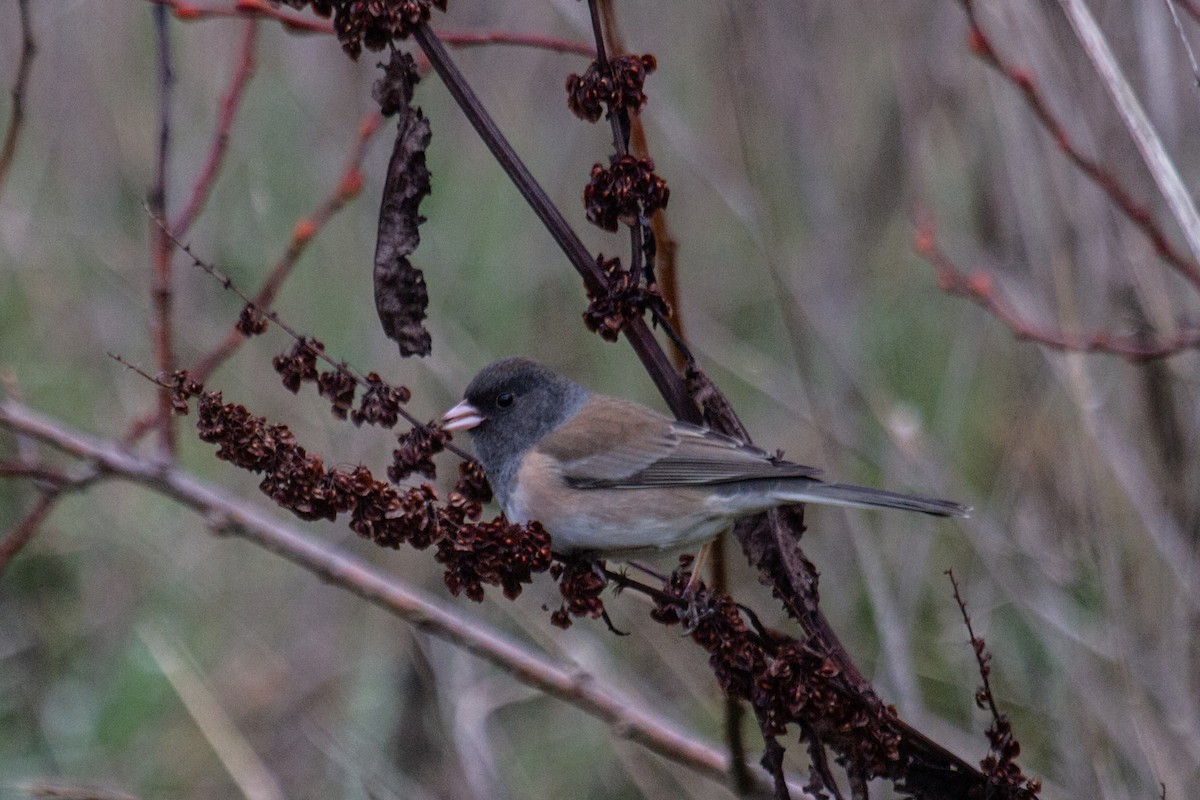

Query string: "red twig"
[[155, 0, 331, 33], [126, 113, 383, 444], [0, 491, 59, 575], [1177, 0, 1200, 25], [149, 3, 178, 456], [957, 0, 1200, 292], [187, 112, 382, 385], [0, 461, 101, 575], [150, 0, 594, 56], [145, 221, 480, 459], [915, 220, 1200, 360], [0, 0, 35, 196], [439, 31, 593, 57], [171, 18, 259, 235], [0, 462, 72, 483]]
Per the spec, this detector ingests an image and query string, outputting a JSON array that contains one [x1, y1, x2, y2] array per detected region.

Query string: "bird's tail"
[[774, 481, 970, 518]]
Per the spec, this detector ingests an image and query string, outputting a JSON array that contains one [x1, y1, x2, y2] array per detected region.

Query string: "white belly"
[[505, 453, 735, 557]]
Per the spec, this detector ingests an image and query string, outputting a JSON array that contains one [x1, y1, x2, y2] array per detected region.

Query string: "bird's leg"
[[679, 541, 716, 630], [684, 541, 711, 596]]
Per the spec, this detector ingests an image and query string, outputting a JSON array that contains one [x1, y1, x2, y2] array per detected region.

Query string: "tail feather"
[[777, 481, 970, 518]]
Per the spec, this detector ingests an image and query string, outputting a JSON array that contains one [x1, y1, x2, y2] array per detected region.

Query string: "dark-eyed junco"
[[443, 357, 968, 568]]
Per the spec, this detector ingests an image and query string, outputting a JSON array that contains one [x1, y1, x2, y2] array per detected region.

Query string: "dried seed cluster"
[[235, 303, 269, 336], [566, 54, 657, 122], [548, 559, 608, 628], [979, 714, 1041, 798], [272, 339, 411, 428], [276, 0, 448, 58], [388, 424, 448, 483], [967, 613, 1042, 797], [273, 338, 322, 393], [439, 514, 551, 601], [317, 368, 357, 419], [454, 459, 493, 506], [583, 254, 669, 342], [172, 372, 551, 601], [652, 575, 907, 783], [584, 154, 670, 232], [354, 374, 411, 427]]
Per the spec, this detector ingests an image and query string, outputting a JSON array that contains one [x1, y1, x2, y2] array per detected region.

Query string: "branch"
[[0, 398, 800, 798], [154, 0, 334, 33], [142, 228, 475, 460], [170, 17, 259, 236], [0, 463, 101, 575], [149, 2, 178, 456], [1163, 0, 1200, 93], [957, 0, 1200, 291], [915, 219, 1200, 360], [1054, 0, 1200, 269], [0, 0, 35, 196], [186, 112, 383, 386], [410, 23, 700, 424], [0, 492, 60, 575], [150, 0, 595, 56], [1179, 0, 1200, 25]]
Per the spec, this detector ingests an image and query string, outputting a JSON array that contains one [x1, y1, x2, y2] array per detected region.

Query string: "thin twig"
[[148, 0, 595, 56], [0, 0, 35, 196], [186, 112, 383, 386], [585, 0, 646, 284], [946, 571, 1000, 720], [1177, 0, 1200, 24], [759, 732, 791, 800], [915, 219, 1200, 360], [958, 0, 1200, 290], [1164, 0, 1200, 90], [0, 467, 102, 575], [149, 3, 178, 456], [0, 462, 72, 483], [801, 723, 845, 800], [142, 214, 478, 462], [171, 17, 259, 235], [127, 108, 382, 445], [0, 491, 60, 575], [583, 0, 694, 362], [439, 30, 593, 57], [153, 0, 332, 32], [1054, 0, 1200, 269], [410, 22, 701, 423], [0, 399, 796, 799]]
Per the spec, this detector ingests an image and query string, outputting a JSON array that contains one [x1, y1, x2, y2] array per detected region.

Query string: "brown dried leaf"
[[372, 51, 432, 357]]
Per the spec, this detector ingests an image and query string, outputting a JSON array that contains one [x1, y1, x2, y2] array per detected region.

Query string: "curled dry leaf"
[[372, 51, 433, 357]]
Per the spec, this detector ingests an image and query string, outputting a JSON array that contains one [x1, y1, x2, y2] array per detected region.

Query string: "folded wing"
[[535, 394, 822, 489]]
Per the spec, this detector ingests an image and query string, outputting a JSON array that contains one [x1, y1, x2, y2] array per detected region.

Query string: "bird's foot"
[[677, 568, 716, 631]]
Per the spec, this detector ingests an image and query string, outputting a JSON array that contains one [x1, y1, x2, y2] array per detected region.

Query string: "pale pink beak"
[[441, 399, 485, 431]]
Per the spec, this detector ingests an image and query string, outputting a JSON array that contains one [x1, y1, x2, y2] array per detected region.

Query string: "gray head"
[[442, 357, 589, 504]]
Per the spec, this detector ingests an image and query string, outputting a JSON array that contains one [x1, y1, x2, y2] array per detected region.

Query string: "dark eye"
[[496, 391, 515, 409]]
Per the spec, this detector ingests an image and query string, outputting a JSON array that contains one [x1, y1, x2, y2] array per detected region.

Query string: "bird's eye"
[[496, 391, 515, 409]]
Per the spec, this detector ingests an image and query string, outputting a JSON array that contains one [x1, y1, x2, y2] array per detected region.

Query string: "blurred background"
[[1, 0, 1198, 797]]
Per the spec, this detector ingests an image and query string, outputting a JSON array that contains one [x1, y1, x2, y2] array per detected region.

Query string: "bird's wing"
[[533, 395, 680, 482], [536, 394, 822, 489]]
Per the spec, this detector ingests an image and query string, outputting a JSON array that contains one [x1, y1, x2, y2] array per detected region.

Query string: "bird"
[[442, 357, 968, 583]]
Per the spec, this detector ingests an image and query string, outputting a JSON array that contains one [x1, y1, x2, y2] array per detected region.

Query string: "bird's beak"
[[441, 399, 485, 431]]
